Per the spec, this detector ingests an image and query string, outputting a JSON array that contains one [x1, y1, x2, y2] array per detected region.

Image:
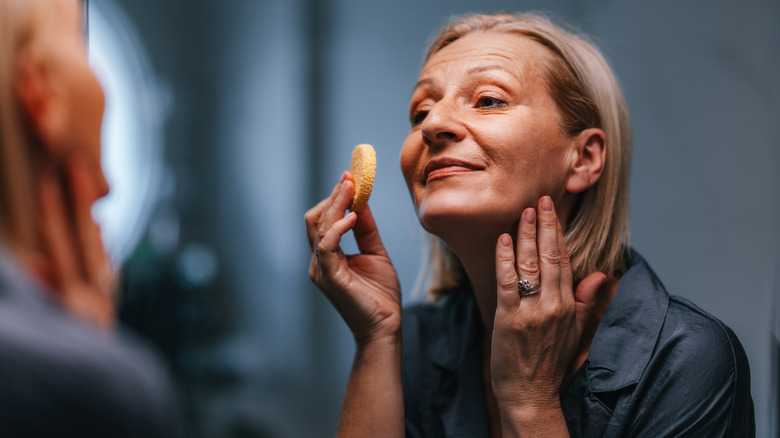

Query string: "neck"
[[440, 220, 619, 353], [438, 224, 511, 334]]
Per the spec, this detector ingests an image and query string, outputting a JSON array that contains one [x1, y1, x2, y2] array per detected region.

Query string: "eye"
[[477, 96, 506, 108], [410, 110, 429, 127]]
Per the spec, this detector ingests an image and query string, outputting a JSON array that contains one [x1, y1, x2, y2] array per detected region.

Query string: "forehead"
[[421, 31, 552, 79]]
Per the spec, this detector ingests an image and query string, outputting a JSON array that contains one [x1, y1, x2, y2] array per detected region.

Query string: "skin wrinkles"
[[400, 32, 574, 239]]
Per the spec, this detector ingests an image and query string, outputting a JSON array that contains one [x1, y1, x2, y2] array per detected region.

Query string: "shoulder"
[[656, 295, 752, 394], [595, 251, 755, 435], [0, 285, 179, 436], [660, 295, 750, 378], [624, 290, 755, 435], [0, 286, 165, 384]]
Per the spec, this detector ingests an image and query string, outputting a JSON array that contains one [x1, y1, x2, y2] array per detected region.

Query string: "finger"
[[574, 272, 606, 334], [557, 220, 574, 308], [37, 171, 78, 290], [515, 208, 540, 298], [306, 197, 330, 249], [495, 233, 520, 309], [352, 205, 388, 256], [316, 211, 358, 279], [24, 252, 55, 289], [65, 154, 107, 284], [536, 196, 561, 303], [318, 177, 356, 245], [305, 172, 347, 249]]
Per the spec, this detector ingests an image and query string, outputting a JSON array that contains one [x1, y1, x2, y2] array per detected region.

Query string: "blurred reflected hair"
[[0, 0, 50, 252], [421, 12, 632, 300]]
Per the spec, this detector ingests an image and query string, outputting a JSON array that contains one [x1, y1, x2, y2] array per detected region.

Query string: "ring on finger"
[[518, 279, 541, 296]]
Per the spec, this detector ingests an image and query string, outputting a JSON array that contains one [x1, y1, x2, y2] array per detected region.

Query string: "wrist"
[[352, 332, 402, 378], [353, 314, 402, 349], [355, 329, 402, 351], [498, 399, 565, 435]]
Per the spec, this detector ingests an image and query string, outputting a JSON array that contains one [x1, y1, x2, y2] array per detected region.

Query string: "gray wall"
[[101, 0, 778, 436]]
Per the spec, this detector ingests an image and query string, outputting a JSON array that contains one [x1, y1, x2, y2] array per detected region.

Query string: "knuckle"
[[517, 260, 540, 275], [498, 273, 518, 290], [540, 213, 559, 228], [539, 249, 561, 265], [495, 310, 522, 330], [545, 301, 573, 321], [317, 228, 327, 244], [518, 228, 536, 242], [304, 209, 317, 224], [559, 251, 571, 265], [547, 305, 565, 320], [496, 251, 515, 266]]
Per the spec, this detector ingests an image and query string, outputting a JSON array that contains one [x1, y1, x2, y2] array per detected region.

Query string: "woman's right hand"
[[305, 172, 402, 346]]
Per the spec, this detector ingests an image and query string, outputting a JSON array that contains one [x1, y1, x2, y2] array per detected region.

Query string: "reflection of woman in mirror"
[[307, 12, 754, 436], [0, 1, 178, 435]]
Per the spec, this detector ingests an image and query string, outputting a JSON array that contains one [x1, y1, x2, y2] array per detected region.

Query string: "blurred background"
[[86, 0, 779, 436]]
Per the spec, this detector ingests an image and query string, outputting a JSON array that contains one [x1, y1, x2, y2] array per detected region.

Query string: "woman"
[[307, 12, 754, 438], [0, 0, 178, 435]]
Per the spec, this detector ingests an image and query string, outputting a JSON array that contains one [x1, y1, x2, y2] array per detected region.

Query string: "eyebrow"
[[414, 64, 515, 88], [411, 63, 521, 98], [413, 77, 434, 91], [467, 64, 514, 76]]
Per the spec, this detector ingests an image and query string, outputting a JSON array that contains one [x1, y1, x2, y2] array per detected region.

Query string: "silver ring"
[[518, 280, 541, 296]]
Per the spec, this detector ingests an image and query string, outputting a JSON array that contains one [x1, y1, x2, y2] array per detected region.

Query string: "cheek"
[[87, 69, 106, 127], [399, 134, 421, 187], [481, 127, 571, 200]]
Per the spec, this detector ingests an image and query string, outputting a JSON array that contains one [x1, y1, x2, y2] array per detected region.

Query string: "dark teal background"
[[90, 1, 780, 436]]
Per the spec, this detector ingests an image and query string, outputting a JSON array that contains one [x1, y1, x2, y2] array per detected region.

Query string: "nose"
[[420, 99, 466, 146], [96, 169, 110, 199]]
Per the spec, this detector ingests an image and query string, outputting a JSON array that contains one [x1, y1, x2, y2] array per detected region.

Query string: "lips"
[[424, 157, 482, 183]]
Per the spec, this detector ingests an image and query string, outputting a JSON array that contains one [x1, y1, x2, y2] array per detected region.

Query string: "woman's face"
[[43, 0, 108, 199], [400, 32, 573, 233]]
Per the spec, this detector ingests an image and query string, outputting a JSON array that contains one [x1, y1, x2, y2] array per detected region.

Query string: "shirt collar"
[[587, 250, 670, 392], [424, 249, 671, 428]]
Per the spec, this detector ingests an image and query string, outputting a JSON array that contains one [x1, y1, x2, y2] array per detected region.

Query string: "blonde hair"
[[423, 12, 632, 299], [0, 0, 51, 252]]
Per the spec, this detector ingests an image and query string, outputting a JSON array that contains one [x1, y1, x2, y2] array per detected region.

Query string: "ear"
[[565, 128, 606, 194], [15, 47, 69, 153]]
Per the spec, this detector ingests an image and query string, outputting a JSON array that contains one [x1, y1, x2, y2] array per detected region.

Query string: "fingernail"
[[339, 172, 347, 184], [500, 234, 512, 247], [524, 208, 536, 225], [540, 196, 553, 212]]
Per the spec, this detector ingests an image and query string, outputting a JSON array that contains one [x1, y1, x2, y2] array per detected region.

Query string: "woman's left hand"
[[491, 196, 605, 430], [31, 154, 117, 330]]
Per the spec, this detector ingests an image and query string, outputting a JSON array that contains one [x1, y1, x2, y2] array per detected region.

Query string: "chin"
[[416, 192, 519, 237]]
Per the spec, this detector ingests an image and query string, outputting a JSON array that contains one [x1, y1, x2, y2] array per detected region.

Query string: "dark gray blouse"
[[0, 249, 181, 437], [402, 251, 755, 437]]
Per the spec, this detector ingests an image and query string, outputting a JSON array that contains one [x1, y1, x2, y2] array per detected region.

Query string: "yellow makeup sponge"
[[349, 143, 376, 213]]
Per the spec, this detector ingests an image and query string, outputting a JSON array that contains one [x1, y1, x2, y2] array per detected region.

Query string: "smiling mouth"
[[424, 158, 482, 183]]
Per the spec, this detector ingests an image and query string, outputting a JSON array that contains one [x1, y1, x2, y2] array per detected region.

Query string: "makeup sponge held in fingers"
[[349, 144, 376, 213]]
